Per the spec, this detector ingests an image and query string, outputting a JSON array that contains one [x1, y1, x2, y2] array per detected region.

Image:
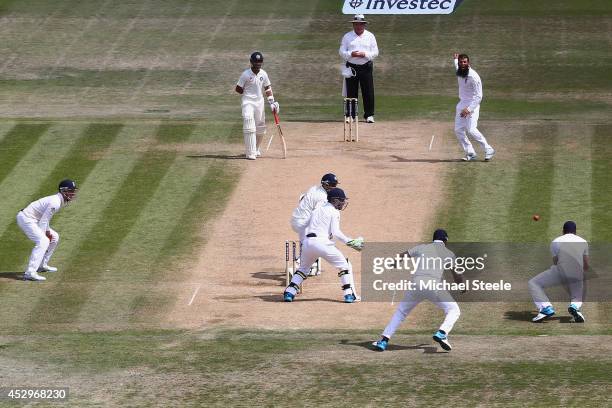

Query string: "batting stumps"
[[285, 240, 302, 293], [343, 97, 359, 142]]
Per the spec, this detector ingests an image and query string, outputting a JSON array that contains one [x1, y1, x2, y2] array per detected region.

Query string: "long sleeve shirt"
[[305, 202, 352, 244], [454, 58, 483, 112], [21, 193, 66, 232]]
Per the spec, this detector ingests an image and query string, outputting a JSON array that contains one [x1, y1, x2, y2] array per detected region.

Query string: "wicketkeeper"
[[283, 188, 363, 303]]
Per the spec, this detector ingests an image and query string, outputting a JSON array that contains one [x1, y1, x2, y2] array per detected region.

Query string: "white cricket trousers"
[[528, 265, 584, 310], [285, 237, 353, 296], [454, 104, 492, 155], [382, 277, 460, 338], [16, 211, 59, 274], [242, 100, 266, 157]]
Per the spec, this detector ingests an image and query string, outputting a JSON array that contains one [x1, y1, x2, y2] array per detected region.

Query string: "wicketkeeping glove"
[[347, 237, 364, 251]]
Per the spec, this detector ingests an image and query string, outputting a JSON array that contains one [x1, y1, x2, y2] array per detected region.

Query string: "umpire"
[[339, 14, 379, 123]]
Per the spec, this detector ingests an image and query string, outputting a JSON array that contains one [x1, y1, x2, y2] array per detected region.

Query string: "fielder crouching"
[[283, 188, 363, 303]]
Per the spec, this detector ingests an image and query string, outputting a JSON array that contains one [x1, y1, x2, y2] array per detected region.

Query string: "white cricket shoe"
[[462, 153, 477, 161], [484, 149, 496, 161], [24, 272, 46, 281], [255, 150, 261, 157], [246, 154, 256, 160], [366, 116, 375, 123], [37, 265, 58, 273]]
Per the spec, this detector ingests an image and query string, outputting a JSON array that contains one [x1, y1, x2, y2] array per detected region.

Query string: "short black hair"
[[433, 229, 448, 242], [563, 221, 577, 234], [458, 53, 469, 61]]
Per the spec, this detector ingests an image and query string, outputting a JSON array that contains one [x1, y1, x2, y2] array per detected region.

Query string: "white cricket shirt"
[[305, 202, 351, 244], [454, 59, 483, 112], [408, 241, 456, 279], [339, 29, 379, 64], [21, 193, 67, 232], [291, 185, 328, 223], [237, 68, 271, 104], [550, 233, 589, 273]]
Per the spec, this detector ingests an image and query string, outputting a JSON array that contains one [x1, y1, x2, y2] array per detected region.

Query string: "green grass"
[[0, 0, 610, 406], [0, 329, 610, 406]]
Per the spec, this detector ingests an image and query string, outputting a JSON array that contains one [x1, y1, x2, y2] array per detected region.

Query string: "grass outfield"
[[0, 0, 611, 406]]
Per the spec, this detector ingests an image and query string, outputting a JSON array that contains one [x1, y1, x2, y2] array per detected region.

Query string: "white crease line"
[[429, 134, 435, 151], [391, 289, 396, 305], [188, 284, 201, 306]]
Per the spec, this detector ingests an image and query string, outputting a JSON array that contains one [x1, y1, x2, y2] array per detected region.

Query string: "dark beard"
[[456, 67, 469, 78]]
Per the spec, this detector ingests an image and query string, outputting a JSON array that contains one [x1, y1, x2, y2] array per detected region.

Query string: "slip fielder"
[[529, 221, 589, 323], [16, 179, 78, 281]]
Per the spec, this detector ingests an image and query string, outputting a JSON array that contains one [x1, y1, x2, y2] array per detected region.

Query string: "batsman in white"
[[16, 179, 78, 281], [373, 229, 462, 352], [283, 188, 364, 303], [453, 53, 495, 162], [529, 221, 589, 323], [290, 173, 340, 275], [235, 51, 280, 160]]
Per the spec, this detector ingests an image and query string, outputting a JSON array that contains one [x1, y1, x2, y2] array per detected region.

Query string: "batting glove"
[[269, 101, 280, 113]]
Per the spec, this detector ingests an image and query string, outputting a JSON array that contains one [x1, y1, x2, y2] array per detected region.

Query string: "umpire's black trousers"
[[346, 61, 375, 119]]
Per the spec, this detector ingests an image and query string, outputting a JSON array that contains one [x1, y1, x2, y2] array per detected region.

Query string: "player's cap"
[[433, 229, 448, 242], [327, 187, 347, 202], [563, 221, 577, 234], [350, 14, 367, 23], [321, 173, 339, 187]]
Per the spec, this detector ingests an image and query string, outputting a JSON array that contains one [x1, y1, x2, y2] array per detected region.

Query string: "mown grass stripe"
[[27, 123, 193, 324], [75, 123, 201, 324], [591, 124, 612, 242], [0, 123, 50, 185], [129, 161, 240, 322], [505, 124, 556, 242], [547, 124, 593, 240], [0, 123, 123, 273], [437, 164, 479, 241]]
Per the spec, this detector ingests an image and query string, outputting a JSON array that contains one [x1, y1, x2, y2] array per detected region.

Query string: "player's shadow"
[[0, 272, 25, 281], [187, 154, 245, 160], [256, 294, 345, 303], [251, 271, 286, 285], [340, 339, 440, 354], [390, 155, 467, 163], [504, 310, 573, 323]]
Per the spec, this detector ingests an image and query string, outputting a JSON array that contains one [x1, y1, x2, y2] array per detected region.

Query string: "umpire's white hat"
[[350, 14, 367, 23]]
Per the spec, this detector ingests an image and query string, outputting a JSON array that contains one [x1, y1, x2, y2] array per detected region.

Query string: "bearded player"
[[453, 52, 495, 162]]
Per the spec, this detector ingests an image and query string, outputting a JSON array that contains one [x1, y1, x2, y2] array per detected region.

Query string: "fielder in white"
[[529, 221, 589, 323], [373, 229, 462, 352], [16, 179, 78, 281], [453, 53, 495, 162], [283, 188, 364, 303], [235, 51, 280, 160]]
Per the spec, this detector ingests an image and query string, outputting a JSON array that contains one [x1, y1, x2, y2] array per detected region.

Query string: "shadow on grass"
[[0, 271, 25, 281], [504, 310, 573, 323], [390, 155, 466, 163], [339, 339, 442, 354], [187, 154, 245, 160]]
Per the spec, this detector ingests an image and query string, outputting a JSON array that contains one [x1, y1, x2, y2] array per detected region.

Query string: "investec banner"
[[343, 0, 464, 15]]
